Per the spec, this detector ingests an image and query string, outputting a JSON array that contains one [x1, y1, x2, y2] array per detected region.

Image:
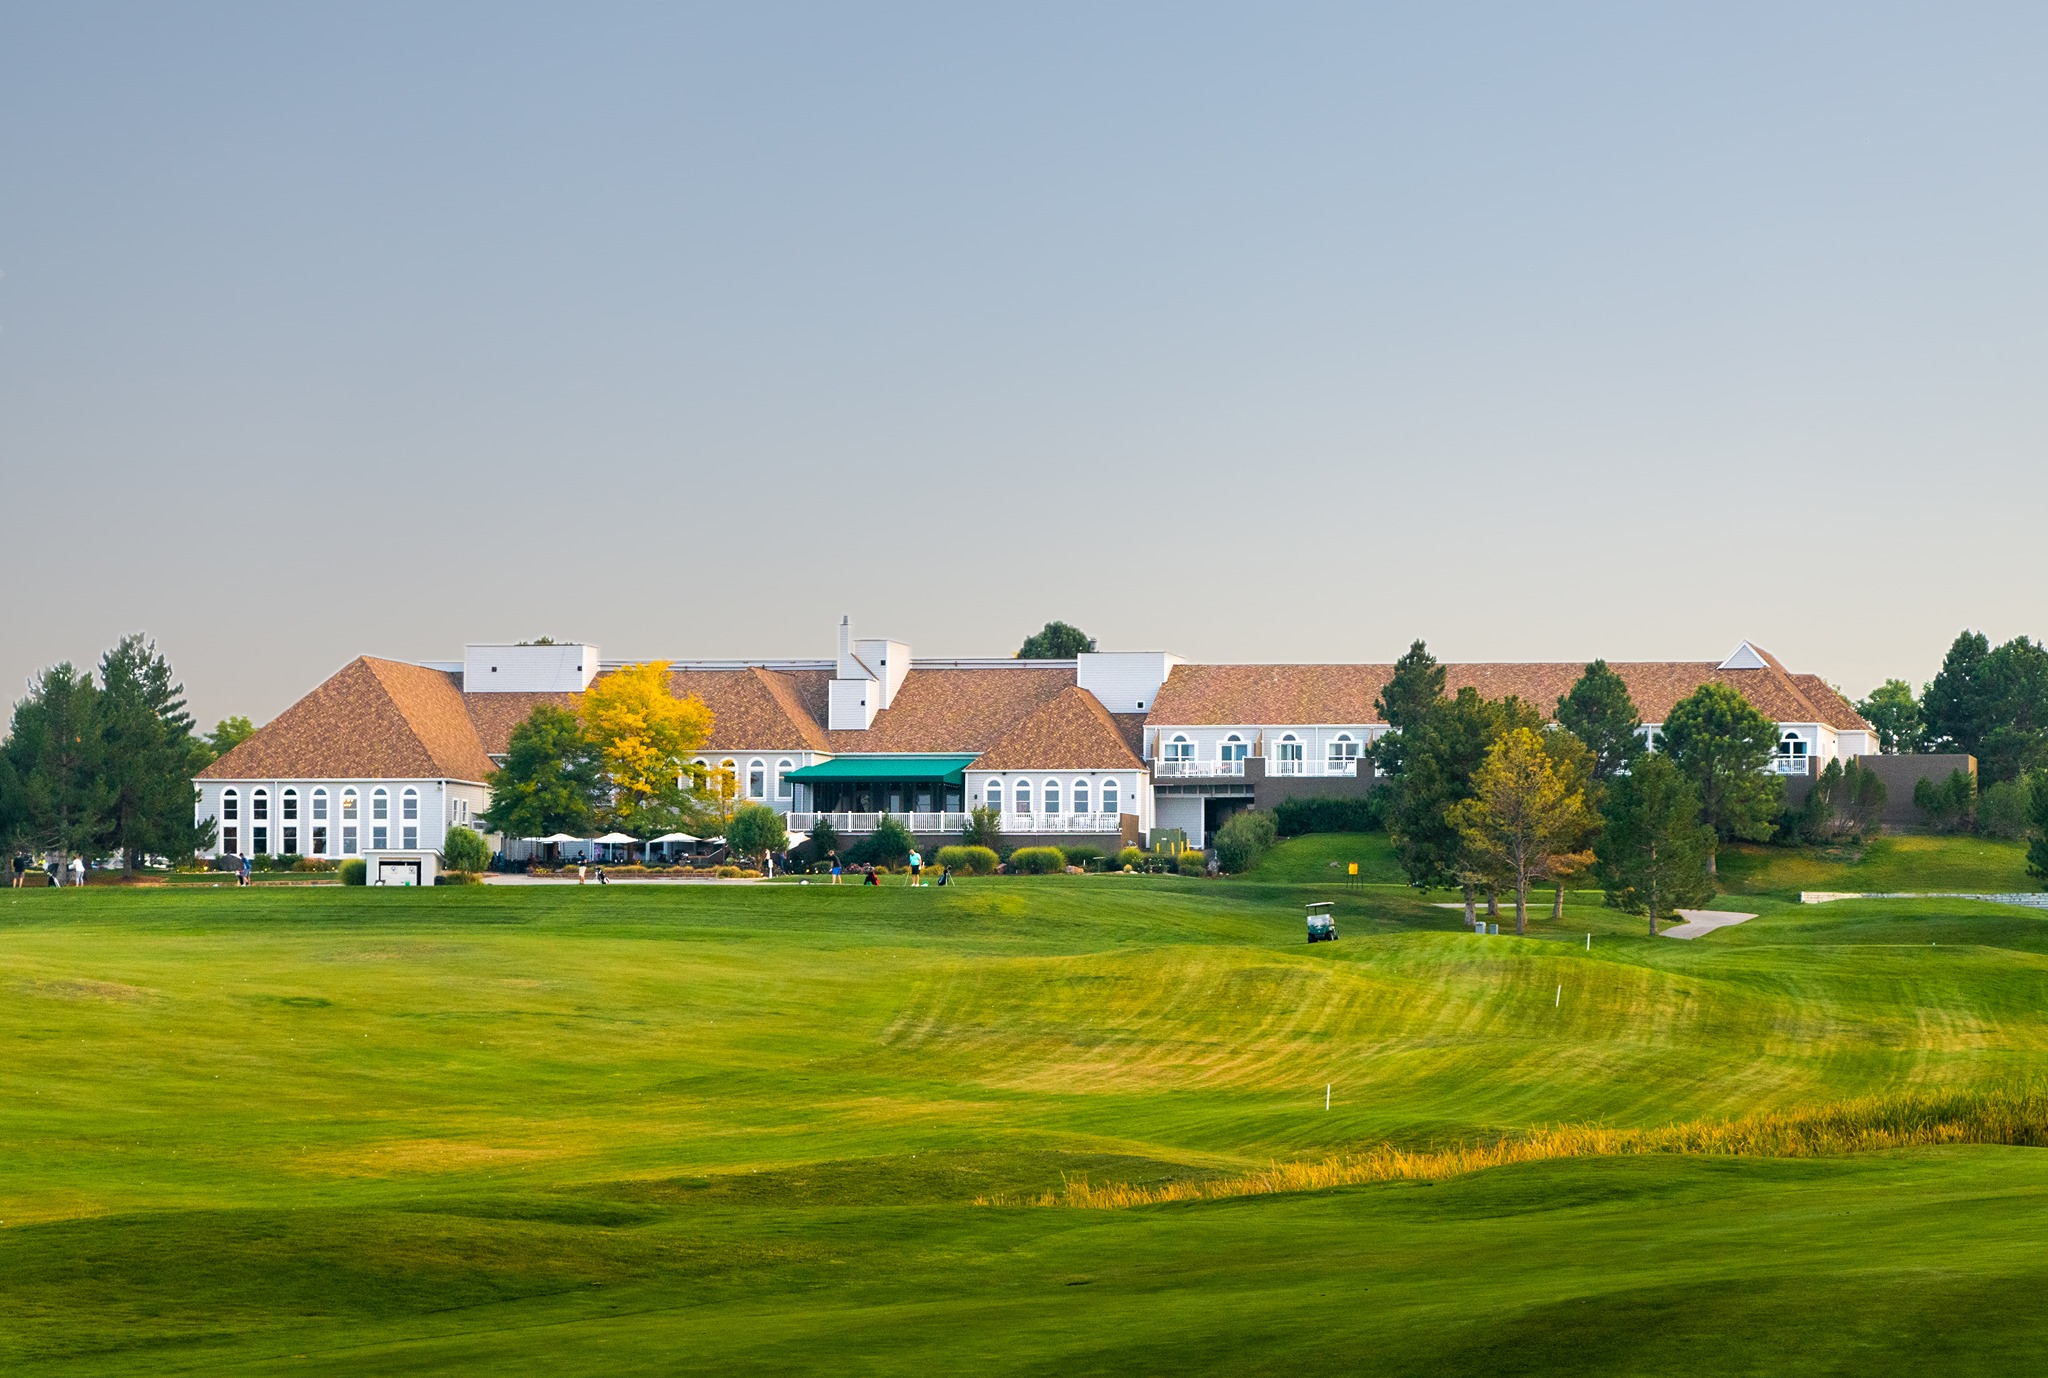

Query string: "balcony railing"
[[1273, 758, 1361, 777], [1152, 759, 1244, 778], [1768, 756, 1812, 776], [786, 811, 1122, 836]]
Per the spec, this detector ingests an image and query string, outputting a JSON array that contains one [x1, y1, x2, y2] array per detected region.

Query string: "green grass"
[[5, 869, 2048, 1373], [1717, 831, 2038, 899]]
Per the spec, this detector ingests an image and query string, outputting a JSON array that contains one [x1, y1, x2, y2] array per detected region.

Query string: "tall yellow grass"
[[1002, 1089, 2048, 1210]]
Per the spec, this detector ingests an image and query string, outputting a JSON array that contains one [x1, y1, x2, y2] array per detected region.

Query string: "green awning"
[[784, 754, 978, 787]]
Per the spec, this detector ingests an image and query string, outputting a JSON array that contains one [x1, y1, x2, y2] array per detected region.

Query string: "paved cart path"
[[1660, 909, 1757, 939]]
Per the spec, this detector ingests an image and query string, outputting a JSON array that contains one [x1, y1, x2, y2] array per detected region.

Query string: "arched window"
[[252, 788, 269, 821], [777, 760, 794, 799], [1164, 734, 1194, 763], [1015, 779, 1033, 814], [1328, 733, 1360, 774], [748, 760, 766, 799], [282, 788, 298, 821], [1220, 734, 1248, 764], [1073, 778, 1090, 815], [340, 789, 358, 821], [312, 787, 328, 821], [1778, 733, 1809, 773], [401, 788, 419, 821], [1102, 779, 1119, 816], [1044, 779, 1061, 814], [1277, 734, 1303, 773], [222, 789, 239, 821], [986, 779, 1003, 811], [372, 789, 389, 821]]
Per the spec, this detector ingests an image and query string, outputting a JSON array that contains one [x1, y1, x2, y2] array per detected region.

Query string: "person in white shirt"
[[69, 856, 86, 888]]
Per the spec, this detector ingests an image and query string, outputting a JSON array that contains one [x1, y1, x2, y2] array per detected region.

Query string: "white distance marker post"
[[1555, 984, 1561, 1007], [1325, 1083, 1331, 1111], [1586, 932, 1591, 951]]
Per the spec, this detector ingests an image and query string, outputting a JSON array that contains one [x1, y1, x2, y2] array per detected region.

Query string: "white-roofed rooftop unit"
[[463, 644, 600, 693]]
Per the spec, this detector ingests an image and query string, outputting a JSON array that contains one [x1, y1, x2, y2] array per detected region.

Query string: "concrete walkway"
[[1660, 909, 1757, 939]]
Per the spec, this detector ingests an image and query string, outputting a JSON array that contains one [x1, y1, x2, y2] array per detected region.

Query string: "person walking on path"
[[907, 848, 923, 886]]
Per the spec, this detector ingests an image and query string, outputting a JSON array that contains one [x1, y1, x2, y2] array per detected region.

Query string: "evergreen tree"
[[480, 705, 603, 840], [1855, 679, 1924, 754], [1659, 683, 1784, 871], [1386, 688, 1543, 892], [1555, 660, 1643, 780], [2028, 774, 2048, 888], [0, 751, 22, 856], [1593, 753, 1715, 935], [97, 635, 209, 871], [1016, 621, 1096, 659], [6, 664, 111, 868], [1922, 630, 1991, 756], [1371, 639, 1446, 777]]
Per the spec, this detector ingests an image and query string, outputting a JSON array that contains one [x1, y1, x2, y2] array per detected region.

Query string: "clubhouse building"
[[194, 620, 1875, 863]]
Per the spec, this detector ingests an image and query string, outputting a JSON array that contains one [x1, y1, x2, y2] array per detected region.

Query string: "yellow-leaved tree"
[[1447, 727, 1596, 936], [579, 661, 714, 830]]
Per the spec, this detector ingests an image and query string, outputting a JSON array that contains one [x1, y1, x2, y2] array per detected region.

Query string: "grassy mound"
[[1717, 832, 2037, 898]]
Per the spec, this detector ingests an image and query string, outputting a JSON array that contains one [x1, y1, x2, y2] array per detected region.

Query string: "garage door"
[[375, 859, 422, 886]]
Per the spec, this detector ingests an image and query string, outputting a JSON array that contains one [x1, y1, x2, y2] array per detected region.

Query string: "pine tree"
[[1922, 630, 1991, 756], [6, 664, 111, 870], [1593, 753, 1715, 935], [1555, 660, 1643, 780], [97, 635, 209, 872], [1659, 683, 1784, 872], [2026, 774, 2048, 888], [1371, 640, 1447, 778]]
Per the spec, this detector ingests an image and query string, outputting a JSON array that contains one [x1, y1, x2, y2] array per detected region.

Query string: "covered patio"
[[783, 754, 975, 835]]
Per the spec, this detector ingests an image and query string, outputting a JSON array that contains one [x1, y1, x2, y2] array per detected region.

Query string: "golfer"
[[907, 848, 922, 885], [829, 852, 841, 884]]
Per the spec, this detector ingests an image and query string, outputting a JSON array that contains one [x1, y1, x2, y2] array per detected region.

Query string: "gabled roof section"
[[824, 666, 1076, 753], [664, 667, 830, 752], [970, 686, 1147, 772], [1718, 641, 1773, 671], [198, 657, 497, 782]]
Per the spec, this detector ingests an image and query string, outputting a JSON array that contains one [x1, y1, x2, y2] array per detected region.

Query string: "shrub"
[[1214, 809, 1279, 873], [935, 844, 999, 875], [1915, 769, 1977, 833], [1116, 846, 1144, 870], [1979, 777, 2034, 840], [1785, 759, 1887, 845], [715, 865, 745, 878], [442, 826, 491, 873], [807, 817, 840, 859], [436, 870, 484, 885], [1008, 846, 1066, 875], [1274, 795, 1384, 837], [1060, 844, 1103, 868], [847, 815, 914, 867], [1174, 849, 1207, 875], [339, 859, 367, 886], [291, 856, 335, 872], [959, 806, 1003, 852]]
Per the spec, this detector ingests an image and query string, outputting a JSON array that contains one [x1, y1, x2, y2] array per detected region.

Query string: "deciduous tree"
[[203, 716, 256, 761], [1387, 689, 1544, 895], [1659, 683, 1783, 872], [1555, 661, 1642, 781], [580, 662, 714, 827], [726, 802, 788, 865], [480, 705, 602, 840], [1017, 622, 1096, 659], [1593, 753, 1715, 935], [441, 825, 490, 874], [1446, 728, 1596, 934], [1855, 679, 1924, 754]]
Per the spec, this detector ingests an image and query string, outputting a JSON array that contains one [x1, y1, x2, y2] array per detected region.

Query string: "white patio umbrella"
[[592, 832, 638, 845], [648, 832, 698, 844], [533, 833, 583, 844]]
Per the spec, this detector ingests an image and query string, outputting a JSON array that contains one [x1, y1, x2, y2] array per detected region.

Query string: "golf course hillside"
[[6, 842, 2048, 1374]]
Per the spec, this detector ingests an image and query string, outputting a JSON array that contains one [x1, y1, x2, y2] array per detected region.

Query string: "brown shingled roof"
[[824, 666, 1076, 753], [1148, 653, 1870, 732], [663, 667, 830, 752], [198, 657, 497, 782], [463, 690, 575, 757], [971, 686, 1145, 771]]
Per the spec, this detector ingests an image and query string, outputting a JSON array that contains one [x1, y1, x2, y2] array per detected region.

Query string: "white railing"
[[1152, 759, 1244, 778], [786, 812, 972, 835], [1769, 756, 1811, 776], [999, 813, 1125, 834], [1275, 758, 1362, 777]]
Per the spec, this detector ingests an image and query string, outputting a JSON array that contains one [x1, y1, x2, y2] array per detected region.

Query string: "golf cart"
[[1306, 902, 1338, 944]]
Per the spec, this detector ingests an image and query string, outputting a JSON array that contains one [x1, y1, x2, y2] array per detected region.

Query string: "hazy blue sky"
[[4, 3, 2044, 727]]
